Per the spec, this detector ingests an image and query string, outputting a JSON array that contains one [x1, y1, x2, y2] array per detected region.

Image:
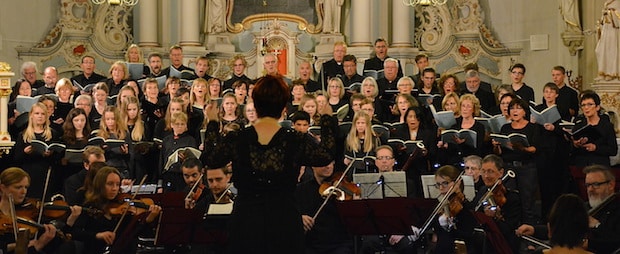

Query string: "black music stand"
[[334, 197, 437, 235], [150, 192, 228, 246]]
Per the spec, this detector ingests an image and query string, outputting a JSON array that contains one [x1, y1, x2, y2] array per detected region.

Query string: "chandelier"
[[403, 0, 447, 6], [91, 0, 139, 6]]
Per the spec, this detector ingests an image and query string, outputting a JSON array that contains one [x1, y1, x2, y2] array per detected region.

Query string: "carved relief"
[[36, 0, 94, 48], [414, 5, 451, 52], [92, 4, 134, 55], [451, 0, 482, 33]]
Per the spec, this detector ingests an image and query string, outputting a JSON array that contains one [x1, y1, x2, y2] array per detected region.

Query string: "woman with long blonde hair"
[[344, 111, 380, 171], [98, 106, 131, 176], [14, 103, 59, 198]]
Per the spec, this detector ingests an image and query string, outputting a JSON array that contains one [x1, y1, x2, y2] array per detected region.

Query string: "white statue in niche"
[[205, 0, 227, 34], [595, 0, 620, 81], [319, 0, 344, 34], [559, 0, 582, 33]]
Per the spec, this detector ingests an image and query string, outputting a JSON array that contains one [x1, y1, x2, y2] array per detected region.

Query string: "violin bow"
[[215, 183, 233, 203], [112, 174, 148, 234], [35, 166, 53, 239], [185, 174, 204, 201], [312, 160, 355, 221], [7, 194, 19, 241], [419, 170, 465, 235]]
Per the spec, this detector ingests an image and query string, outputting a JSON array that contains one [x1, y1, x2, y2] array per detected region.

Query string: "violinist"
[[430, 165, 478, 254], [63, 146, 106, 206], [0, 167, 71, 254], [69, 166, 161, 254], [583, 165, 620, 253], [473, 154, 522, 253], [181, 158, 208, 210], [295, 161, 354, 254]]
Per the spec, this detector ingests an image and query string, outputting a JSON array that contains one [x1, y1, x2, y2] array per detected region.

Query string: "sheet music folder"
[[334, 197, 437, 235]]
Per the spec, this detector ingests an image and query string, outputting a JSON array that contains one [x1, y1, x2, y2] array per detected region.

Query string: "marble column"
[[350, 0, 372, 47], [179, 0, 201, 46], [138, 0, 159, 47], [391, 0, 412, 47]]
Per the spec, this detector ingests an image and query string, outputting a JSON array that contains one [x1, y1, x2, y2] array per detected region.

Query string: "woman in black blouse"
[[201, 75, 335, 253], [571, 91, 618, 167], [492, 97, 540, 225]]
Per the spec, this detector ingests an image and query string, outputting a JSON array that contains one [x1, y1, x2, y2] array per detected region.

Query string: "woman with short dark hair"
[[201, 75, 336, 253]]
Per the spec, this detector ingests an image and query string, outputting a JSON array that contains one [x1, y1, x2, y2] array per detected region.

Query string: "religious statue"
[[319, 0, 344, 34], [559, 0, 582, 34], [205, 0, 227, 34], [596, 0, 620, 81]]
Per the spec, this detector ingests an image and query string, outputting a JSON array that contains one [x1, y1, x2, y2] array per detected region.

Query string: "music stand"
[[353, 172, 407, 199], [149, 192, 228, 245], [334, 197, 438, 235]]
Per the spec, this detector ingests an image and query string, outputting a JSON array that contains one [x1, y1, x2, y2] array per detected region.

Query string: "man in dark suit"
[[162, 45, 195, 77], [224, 55, 252, 91], [70, 55, 106, 87], [341, 54, 364, 88], [363, 38, 403, 78], [459, 63, 492, 93], [321, 41, 347, 89], [146, 52, 165, 78], [63, 146, 106, 205], [461, 70, 496, 112]]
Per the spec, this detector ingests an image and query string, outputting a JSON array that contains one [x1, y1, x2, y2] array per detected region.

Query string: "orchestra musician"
[[473, 154, 522, 254], [0, 167, 75, 254], [296, 160, 353, 254], [517, 164, 620, 253], [430, 165, 478, 254], [201, 75, 335, 253], [69, 166, 161, 254], [583, 165, 620, 253]]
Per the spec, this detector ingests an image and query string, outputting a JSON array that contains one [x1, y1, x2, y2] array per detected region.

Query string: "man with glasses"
[[20, 61, 45, 89], [583, 165, 619, 253], [71, 55, 106, 88], [474, 154, 521, 254], [341, 54, 364, 88], [517, 164, 619, 253], [509, 63, 535, 103], [224, 55, 251, 91]]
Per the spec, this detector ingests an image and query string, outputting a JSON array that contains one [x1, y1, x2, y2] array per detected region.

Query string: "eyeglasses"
[[434, 181, 453, 189], [376, 156, 393, 161], [585, 180, 610, 189], [580, 103, 596, 108]]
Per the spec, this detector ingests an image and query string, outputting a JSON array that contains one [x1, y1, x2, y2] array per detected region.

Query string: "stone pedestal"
[[593, 80, 620, 136], [205, 35, 236, 53], [0, 63, 15, 156], [314, 35, 347, 58]]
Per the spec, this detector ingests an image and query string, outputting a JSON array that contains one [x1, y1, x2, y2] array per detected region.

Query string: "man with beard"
[[146, 52, 165, 78], [516, 164, 620, 253], [583, 165, 620, 253]]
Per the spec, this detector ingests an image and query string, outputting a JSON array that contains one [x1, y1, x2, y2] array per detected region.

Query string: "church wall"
[[485, 0, 573, 103], [0, 0, 58, 74]]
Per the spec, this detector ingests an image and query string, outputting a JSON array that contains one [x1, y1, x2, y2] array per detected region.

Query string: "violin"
[[0, 197, 70, 241], [214, 184, 235, 204], [318, 172, 361, 201], [443, 191, 465, 218], [475, 170, 516, 212], [107, 193, 155, 216], [185, 174, 206, 203], [43, 199, 103, 219]]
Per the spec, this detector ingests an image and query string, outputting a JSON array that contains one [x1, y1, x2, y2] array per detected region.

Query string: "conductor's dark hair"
[[182, 157, 203, 170], [548, 194, 589, 248], [252, 75, 290, 118]]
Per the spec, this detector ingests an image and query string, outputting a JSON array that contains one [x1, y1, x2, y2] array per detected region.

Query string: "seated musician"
[[431, 165, 478, 253], [64, 146, 106, 205], [183, 158, 233, 210], [0, 167, 74, 254], [69, 166, 161, 253], [182, 158, 207, 210], [361, 146, 417, 254], [517, 165, 620, 253], [473, 154, 522, 254], [296, 161, 354, 254]]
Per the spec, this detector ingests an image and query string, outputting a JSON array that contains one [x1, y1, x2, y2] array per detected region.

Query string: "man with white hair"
[[262, 53, 291, 85], [376, 58, 400, 100], [462, 70, 496, 112], [21, 61, 45, 89]]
